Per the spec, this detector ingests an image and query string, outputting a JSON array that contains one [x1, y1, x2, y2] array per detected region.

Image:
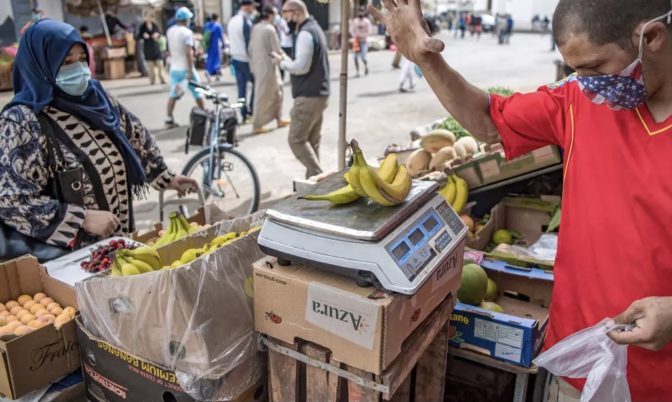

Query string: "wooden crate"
[[0, 62, 12, 91], [265, 296, 455, 402]]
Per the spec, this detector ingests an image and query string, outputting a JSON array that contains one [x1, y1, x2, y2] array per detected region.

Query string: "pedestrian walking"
[[228, 0, 256, 123], [138, 12, 166, 85], [204, 14, 225, 82], [351, 8, 371, 76], [165, 7, 205, 127], [249, 6, 290, 134], [274, 0, 330, 179], [398, 57, 415, 92]]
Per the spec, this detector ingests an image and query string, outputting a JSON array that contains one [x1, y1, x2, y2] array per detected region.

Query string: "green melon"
[[457, 263, 489, 306]]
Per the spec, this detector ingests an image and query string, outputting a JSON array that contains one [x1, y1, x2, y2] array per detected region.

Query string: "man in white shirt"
[[227, 0, 255, 121], [165, 7, 205, 127], [273, 0, 330, 179]]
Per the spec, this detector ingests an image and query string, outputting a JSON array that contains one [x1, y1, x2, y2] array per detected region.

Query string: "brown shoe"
[[277, 119, 291, 128]]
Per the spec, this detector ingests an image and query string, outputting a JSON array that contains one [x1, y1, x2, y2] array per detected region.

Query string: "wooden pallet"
[[265, 296, 455, 402]]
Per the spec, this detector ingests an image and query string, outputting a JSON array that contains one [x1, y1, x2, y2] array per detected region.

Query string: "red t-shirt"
[[490, 76, 672, 401]]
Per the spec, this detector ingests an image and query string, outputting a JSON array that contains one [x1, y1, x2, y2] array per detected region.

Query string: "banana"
[[124, 247, 162, 270], [118, 255, 153, 274], [371, 164, 412, 203], [153, 217, 177, 248], [178, 214, 198, 234], [173, 217, 188, 241], [451, 175, 469, 213], [302, 185, 361, 205], [351, 140, 411, 206], [111, 258, 122, 276], [347, 140, 368, 197], [377, 153, 399, 184], [439, 176, 457, 205], [358, 163, 400, 206]]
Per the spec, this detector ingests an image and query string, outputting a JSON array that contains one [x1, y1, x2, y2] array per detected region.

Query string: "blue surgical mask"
[[56, 62, 91, 97]]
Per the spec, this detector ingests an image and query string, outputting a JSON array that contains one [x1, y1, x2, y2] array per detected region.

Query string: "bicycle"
[[179, 81, 261, 218]]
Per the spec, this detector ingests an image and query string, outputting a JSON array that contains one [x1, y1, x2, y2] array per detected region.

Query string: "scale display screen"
[[392, 242, 411, 260], [386, 209, 444, 280]]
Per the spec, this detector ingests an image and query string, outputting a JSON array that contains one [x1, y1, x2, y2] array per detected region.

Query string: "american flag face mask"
[[577, 8, 672, 111]]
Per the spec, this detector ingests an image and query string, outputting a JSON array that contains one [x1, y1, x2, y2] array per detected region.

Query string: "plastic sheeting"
[[76, 212, 266, 401]]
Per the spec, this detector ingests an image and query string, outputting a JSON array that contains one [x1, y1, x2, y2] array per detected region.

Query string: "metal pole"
[[337, 0, 350, 170], [97, 0, 113, 47]]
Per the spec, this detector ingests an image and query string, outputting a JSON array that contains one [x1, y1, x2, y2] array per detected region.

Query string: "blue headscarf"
[[5, 19, 147, 194]]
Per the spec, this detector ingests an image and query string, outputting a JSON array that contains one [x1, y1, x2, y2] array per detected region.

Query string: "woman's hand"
[[368, 0, 444, 64], [83, 210, 120, 239], [168, 175, 199, 197]]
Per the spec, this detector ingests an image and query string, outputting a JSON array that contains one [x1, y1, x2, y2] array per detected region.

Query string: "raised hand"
[[368, 0, 444, 64]]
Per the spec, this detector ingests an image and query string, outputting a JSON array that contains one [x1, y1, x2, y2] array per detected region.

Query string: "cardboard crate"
[[477, 145, 562, 186], [449, 259, 553, 367], [100, 47, 127, 60], [104, 59, 125, 80], [0, 256, 79, 399], [253, 248, 463, 375], [76, 318, 267, 402], [76, 213, 266, 388]]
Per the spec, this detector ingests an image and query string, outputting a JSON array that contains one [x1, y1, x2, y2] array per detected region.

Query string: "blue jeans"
[[231, 59, 254, 119]]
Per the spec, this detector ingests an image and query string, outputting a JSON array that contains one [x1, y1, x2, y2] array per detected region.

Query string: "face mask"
[[577, 10, 672, 110], [274, 15, 281, 25], [56, 62, 91, 97]]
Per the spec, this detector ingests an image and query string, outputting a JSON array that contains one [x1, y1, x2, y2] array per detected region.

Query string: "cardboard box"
[[477, 145, 562, 186], [449, 258, 553, 367], [76, 318, 266, 402], [104, 59, 125, 80], [253, 252, 462, 375], [0, 256, 80, 399], [76, 212, 266, 389], [100, 47, 127, 60]]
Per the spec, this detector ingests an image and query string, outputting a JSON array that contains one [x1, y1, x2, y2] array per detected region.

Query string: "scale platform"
[[258, 173, 468, 294]]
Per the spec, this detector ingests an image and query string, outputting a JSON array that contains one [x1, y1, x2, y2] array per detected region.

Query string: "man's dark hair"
[[261, 6, 275, 19], [553, 0, 671, 49], [211, 13, 219, 21]]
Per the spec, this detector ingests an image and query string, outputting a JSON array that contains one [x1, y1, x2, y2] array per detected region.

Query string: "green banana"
[[302, 185, 361, 205], [117, 255, 152, 274], [178, 214, 198, 234], [153, 216, 177, 248]]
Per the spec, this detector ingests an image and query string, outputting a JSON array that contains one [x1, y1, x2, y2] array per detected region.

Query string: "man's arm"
[[280, 31, 314, 75], [187, 46, 195, 79], [369, 1, 500, 144]]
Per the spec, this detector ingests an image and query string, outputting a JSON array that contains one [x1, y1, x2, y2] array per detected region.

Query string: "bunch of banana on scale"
[[302, 139, 413, 207], [438, 174, 469, 214]]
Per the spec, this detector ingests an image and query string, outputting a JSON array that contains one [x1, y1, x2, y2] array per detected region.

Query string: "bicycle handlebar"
[[188, 81, 209, 91]]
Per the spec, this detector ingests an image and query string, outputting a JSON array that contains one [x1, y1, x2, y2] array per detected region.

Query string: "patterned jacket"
[[0, 98, 175, 249]]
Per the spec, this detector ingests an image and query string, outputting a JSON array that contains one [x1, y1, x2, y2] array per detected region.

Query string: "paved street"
[[0, 31, 561, 231]]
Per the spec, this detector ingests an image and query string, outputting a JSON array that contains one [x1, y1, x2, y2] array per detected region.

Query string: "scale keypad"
[[436, 201, 463, 235]]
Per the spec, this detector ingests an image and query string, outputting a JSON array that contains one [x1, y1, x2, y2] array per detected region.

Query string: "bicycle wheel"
[[181, 145, 260, 217]]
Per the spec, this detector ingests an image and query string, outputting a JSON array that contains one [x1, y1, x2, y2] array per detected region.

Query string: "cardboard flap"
[[39, 265, 78, 309], [0, 256, 42, 301], [0, 350, 12, 399]]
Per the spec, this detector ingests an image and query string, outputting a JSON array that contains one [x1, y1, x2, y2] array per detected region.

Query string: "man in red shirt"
[[371, 0, 672, 400]]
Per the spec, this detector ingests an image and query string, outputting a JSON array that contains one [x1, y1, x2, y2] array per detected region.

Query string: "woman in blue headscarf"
[[0, 20, 197, 251]]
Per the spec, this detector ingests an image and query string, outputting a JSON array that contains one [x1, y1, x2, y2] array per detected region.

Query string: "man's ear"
[[635, 21, 668, 54]]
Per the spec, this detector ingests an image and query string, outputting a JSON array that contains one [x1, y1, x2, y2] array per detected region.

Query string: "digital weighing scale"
[[257, 173, 468, 294]]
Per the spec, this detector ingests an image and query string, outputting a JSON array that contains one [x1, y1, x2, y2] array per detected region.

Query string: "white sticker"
[[474, 318, 524, 349], [531, 147, 556, 165], [305, 282, 380, 350], [495, 343, 522, 363], [479, 159, 501, 179]]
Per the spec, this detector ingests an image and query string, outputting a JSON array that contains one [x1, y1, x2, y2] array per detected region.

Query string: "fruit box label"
[[305, 283, 379, 350]]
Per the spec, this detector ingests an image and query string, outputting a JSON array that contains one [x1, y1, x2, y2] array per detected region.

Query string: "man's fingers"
[[380, 0, 397, 13], [613, 301, 645, 325], [424, 37, 445, 54], [608, 326, 647, 345], [368, 5, 384, 22]]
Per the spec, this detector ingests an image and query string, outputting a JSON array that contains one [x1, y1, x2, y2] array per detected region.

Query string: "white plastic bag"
[[533, 319, 632, 402]]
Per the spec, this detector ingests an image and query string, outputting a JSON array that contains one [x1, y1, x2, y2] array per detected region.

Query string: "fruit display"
[[162, 228, 260, 270], [407, 130, 481, 178], [457, 261, 505, 313], [151, 212, 205, 248], [0, 293, 76, 337], [80, 239, 132, 272], [302, 140, 412, 207], [437, 175, 469, 213], [492, 229, 513, 245]]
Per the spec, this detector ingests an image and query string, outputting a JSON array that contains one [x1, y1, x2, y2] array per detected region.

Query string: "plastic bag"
[[533, 319, 632, 402]]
